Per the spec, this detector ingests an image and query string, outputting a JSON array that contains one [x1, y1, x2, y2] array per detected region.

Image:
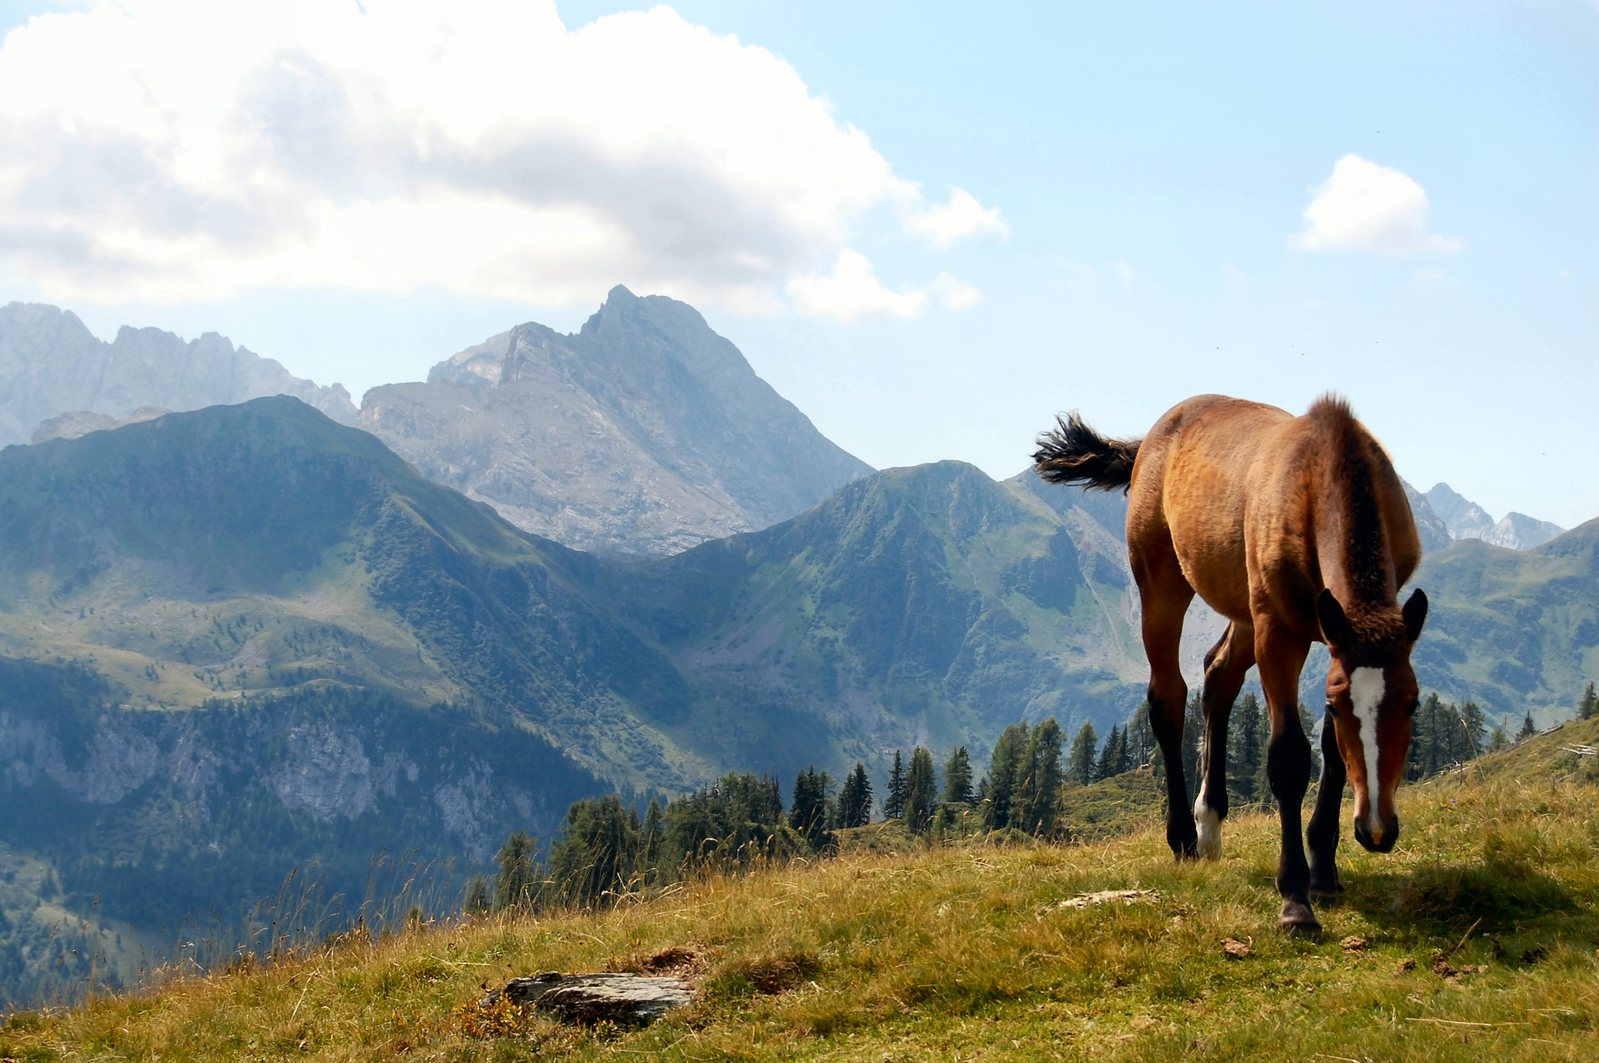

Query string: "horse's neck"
[[1308, 459, 1399, 614]]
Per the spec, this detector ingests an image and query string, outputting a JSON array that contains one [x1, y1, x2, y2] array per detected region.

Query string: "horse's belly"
[[1176, 541, 1253, 622]]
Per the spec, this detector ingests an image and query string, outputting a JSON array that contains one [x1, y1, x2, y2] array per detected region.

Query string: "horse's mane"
[[1307, 394, 1407, 655]]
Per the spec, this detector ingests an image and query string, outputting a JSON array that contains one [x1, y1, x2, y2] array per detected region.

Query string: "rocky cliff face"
[[358, 286, 873, 557], [0, 302, 357, 445]]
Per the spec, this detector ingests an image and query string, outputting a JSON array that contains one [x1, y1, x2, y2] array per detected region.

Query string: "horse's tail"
[[1032, 412, 1141, 492]]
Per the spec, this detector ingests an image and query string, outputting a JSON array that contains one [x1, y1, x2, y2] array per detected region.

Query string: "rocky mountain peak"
[[359, 289, 873, 557]]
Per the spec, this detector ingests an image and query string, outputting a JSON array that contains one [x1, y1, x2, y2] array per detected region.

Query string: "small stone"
[[1221, 938, 1252, 960], [1340, 935, 1369, 953], [1395, 957, 1416, 973]]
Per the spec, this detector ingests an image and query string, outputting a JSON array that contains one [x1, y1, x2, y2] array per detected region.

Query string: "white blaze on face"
[[1349, 666, 1386, 834]]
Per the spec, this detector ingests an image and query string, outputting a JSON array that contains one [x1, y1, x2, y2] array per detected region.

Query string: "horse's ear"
[[1402, 588, 1428, 643], [1316, 589, 1354, 650]]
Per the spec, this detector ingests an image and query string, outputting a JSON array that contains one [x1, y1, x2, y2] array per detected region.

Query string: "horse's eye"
[[1407, 698, 1419, 719]]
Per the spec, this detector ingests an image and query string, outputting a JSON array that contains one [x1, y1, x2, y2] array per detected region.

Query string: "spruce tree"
[[1126, 701, 1156, 769], [884, 750, 907, 820], [1486, 724, 1510, 754], [1227, 691, 1263, 804], [1018, 718, 1065, 836], [639, 799, 664, 884], [1180, 693, 1204, 802], [464, 875, 490, 915], [904, 747, 937, 835], [1066, 721, 1098, 787], [789, 767, 834, 852], [1095, 724, 1122, 782], [548, 795, 639, 909], [982, 722, 1029, 830], [493, 830, 539, 912], [1518, 710, 1537, 741], [838, 762, 874, 828], [942, 746, 975, 805], [1579, 681, 1597, 721]]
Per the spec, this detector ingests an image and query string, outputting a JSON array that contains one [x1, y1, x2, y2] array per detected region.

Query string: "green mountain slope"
[[610, 461, 1152, 769], [5, 719, 1594, 1059], [1411, 519, 1599, 722]]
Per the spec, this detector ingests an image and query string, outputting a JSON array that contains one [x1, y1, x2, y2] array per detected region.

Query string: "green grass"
[[4, 719, 1597, 1061]]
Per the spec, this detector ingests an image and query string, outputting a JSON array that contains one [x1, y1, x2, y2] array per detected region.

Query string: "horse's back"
[[1127, 396, 1294, 621]]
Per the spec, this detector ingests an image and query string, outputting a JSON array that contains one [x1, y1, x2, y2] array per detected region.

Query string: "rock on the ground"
[[482, 971, 693, 1025]]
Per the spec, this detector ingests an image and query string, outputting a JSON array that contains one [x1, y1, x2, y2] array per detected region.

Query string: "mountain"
[[356, 286, 872, 557], [0, 302, 357, 446], [1424, 482, 1563, 550], [1411, 518, 1599, 719]]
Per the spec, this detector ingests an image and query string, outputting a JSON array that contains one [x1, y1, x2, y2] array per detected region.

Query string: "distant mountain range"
[[0, 302, 357, 445], [1423, 481, 1564, 551]]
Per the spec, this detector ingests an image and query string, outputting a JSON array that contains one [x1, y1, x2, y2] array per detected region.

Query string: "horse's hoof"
[[1279, 900, 1321, 938]]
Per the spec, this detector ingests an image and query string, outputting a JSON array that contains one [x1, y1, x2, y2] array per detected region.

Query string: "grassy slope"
[[4, 719, 1595, 1062]]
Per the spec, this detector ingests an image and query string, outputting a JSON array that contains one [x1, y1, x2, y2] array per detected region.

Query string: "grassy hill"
[[6, 718, 1594, 1061]]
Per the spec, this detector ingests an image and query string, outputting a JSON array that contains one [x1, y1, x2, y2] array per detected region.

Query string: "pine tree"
[[1518, 710, 1537, 741], [789, 767, 834, 852], [1579, 681, 1597, 721], [838, 762, 874, 828], [1017, 718, 1065, 836], [1094, 724, 1122, 782], [904, 747, 937, 835], [1227, 691, 1263, 805], [1485, 724, 1510, 754], [493, 830, 539, 912], [548, 795, 639, 908], [1181, 692, 1204, 802], [884, 750, 907, 820], [1458, 700, 1487, 762], [463, 875, 490, 915], [639, 799, 664, 884], [1126, 702, 1156, 769], [1067, 721, 1098, 787], [942, 746, 975, 805], [981, 722, 1029, 830]]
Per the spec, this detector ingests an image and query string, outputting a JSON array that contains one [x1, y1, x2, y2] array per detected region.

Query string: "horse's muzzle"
[[1354, 816, 1399, 853]]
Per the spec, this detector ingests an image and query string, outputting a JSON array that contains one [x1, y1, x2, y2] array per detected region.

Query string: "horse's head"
[[1317, 587, 1429, 853]]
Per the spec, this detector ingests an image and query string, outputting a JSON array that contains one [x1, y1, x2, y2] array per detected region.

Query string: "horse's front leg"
[[1257, 627, 1318, 936], [1306, 710, 1347, 899]]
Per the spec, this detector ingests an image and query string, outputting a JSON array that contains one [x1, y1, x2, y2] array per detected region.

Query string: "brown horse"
[[1034, 394, 1427, 935]]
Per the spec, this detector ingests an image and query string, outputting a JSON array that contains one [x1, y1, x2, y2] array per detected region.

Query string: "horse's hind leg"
[[1134, 555, 1197, 859], [1193, 621, 1255, 858]]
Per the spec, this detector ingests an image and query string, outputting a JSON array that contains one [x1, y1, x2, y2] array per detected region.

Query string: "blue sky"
[[1, 1, 1595, 528]]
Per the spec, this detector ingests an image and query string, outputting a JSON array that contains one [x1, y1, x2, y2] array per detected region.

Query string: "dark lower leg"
[[1149, 689, 1197, 858], [1267, 725, 1316, 934], [1307, 712, 1346, 897]]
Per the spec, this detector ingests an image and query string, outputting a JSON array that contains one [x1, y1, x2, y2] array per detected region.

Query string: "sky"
[[0, 1, 1595, 529]]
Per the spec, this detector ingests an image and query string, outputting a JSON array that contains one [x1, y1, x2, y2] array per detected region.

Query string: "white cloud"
[[905, 187, 1010, 247], [786, 253, 982, 322], [0, 0, 1001, 319], [1290, 154, 1461, 255], [930, 272, 982, 311], [786, 250, 926, 323]]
